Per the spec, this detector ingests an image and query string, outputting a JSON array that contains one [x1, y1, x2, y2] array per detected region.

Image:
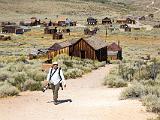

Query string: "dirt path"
[[0, 65, 156, 120]]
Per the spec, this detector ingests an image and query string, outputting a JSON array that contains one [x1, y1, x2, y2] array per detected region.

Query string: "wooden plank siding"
[[71, 39, 96, 60]]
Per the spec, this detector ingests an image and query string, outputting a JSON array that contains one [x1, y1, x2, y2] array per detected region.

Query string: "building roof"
[[48, 36, 108, 51], [108, 42, 122, 51], [48, 38, 79, 51], [102, 17, 111, 21], [83, 36, 108, 50]]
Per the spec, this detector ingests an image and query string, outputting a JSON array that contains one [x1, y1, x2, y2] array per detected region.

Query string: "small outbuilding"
[[87, 17, 97, 25], [102, 17, 112, 25], [107, 42, 122, 60]]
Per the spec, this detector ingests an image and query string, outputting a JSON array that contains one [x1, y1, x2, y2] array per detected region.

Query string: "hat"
[[52, 61, 58, 65]]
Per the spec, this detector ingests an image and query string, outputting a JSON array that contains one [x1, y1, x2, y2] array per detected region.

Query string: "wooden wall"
[[70, 39, 96, 60], [48, 47, 69, 59]]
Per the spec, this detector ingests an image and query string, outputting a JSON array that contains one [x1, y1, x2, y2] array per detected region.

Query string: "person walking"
[[47, 62, 66, 105]]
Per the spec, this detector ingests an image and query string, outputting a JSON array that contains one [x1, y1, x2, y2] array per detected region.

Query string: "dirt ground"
[[0, 65, 157, 120]]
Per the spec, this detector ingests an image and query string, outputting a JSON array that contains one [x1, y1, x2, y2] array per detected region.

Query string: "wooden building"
[[102, 17, 112, 24], [2, 25, 18, 33], [116, 19, 127, 24], [126, 18, 136, 24], [87, 17, 97, 25], [48, 36, 108, 61], [120, 24, 131, 32], [107, 42, 122, 60], [44, 27, 57, 34], [139, 16, 145, 21], [117, 18, 135, 24], [53, 32, 63, 39]]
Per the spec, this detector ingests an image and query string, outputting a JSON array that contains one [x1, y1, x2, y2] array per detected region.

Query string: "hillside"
[[0, 0, 160, 22]]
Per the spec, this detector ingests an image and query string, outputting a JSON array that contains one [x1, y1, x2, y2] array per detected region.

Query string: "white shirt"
[[47, 67, 66, 85]]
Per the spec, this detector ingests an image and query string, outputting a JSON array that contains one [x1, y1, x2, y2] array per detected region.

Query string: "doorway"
[[81, 50, 86, 59]]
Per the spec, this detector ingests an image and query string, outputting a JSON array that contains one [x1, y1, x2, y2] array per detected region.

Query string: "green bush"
[[142, 94, 160, 113], [120, 82, 146, 100], [0, 82, 19, 97], [13, 72, 27, 90], [26, 70, 46, 81], [0, 72, 10, 81], [23, 80, 42, 91], [104, 76, 127, 88], [145, 85, 160, 97], [64, 68, 83, 79]]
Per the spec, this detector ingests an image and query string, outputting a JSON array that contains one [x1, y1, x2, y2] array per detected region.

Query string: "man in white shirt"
[[47, 62, 66, 105]]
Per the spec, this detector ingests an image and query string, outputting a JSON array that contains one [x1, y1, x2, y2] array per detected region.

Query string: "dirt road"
[[0, 65, 156, 120]]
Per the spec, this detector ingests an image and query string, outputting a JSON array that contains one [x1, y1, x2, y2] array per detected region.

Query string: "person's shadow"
[[47, 99, 72, 105]]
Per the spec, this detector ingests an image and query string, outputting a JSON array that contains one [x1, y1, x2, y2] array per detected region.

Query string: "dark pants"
[[50, 82, 60, 101]]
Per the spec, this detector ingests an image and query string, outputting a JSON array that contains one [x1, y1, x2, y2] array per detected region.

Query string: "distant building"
[[102, 17, 112, 25], [107, 42, 122, 60], [87, 17, 97, 25]]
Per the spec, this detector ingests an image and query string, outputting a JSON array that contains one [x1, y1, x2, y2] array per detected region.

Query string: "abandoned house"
[[116, 19, 127, 24], [53, 32, 63, 39], [2, 25, 17, 33], [107, 42, 122, 60], [44, 27, 57, 34], [139, 16, 146, 21], [30, 17, 41, 26], [116, 18, 135, 24], [120, 24, 131, 32], [2, 25, 30, 34], [102, 17, 112, 24], [87, 17, 97, 25], [48, 36, 108, 61], [126, 18, 136, 24]]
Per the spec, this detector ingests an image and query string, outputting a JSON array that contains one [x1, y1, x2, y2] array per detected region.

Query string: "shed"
[[102, 17, 112, 24], [107, 42, 122, 60], [2, 25, 18, 33], [53, 32, 63, 39], [87, 17, 97, 25]]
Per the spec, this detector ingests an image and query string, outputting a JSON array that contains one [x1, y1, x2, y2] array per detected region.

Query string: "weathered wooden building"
[[48, 36, 108, 61], [120, 24, 131, 32], [53, 32, 63, 40], [107, 42, 122, 60], [102, 17, 112, 24], [117, 18, 135, 24], [2, 25, 18, 33], [44, 27, 57, 34], [126, 18, 136, 24], [87, 17, 97, 25]]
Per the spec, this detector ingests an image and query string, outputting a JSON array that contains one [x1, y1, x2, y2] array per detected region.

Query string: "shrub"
[[15, 63, 25, 72], [120, 82, 146, 100], [34, 72, 46, 81], [13, 72, 27, 90], [26, 70, 46, 81], [104, 76, 127, 88], [0, 72, 10, 81], [0, 82, 19, 97], [142, 94, 160, 113], [145, 85, 160, 97], [23, 80, 42, 91], [94, 61, 106, 68], [64, 68, 83, 79], [63, 60, 73, 67]]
